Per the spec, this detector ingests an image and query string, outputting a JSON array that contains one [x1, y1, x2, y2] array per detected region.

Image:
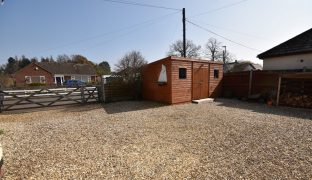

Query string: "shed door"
[[192, 63, 209, 100]]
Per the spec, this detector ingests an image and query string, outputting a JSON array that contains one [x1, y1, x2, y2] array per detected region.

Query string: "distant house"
[[257, 28, 312, 71], [15, 62, 97, 86], [224, 60, 262, 73]]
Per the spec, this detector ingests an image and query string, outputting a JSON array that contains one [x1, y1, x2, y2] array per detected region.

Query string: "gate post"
[[102, 77, 106, 103], [80, 86, 86, 104], [97, 77, 106, 103], [0, 91, 4, 113]]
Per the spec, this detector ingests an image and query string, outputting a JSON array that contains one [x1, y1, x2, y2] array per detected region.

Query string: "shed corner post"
[[276, 76, 282, 106], [191, 61, 194, 100]]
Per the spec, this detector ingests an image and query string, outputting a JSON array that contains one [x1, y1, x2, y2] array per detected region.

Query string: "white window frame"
[[40, 76, 46, 83], [25, 76, 31, 84]]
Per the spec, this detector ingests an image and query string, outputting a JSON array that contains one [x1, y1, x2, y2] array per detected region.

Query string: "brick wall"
[[14, 63, 54, 86]]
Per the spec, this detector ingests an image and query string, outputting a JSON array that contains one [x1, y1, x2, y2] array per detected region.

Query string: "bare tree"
[[168, 40, 201, 58], [56, 54, 72, 63], [205, 38, 223, 61], [115, 51, 147, 81], [223, 50, 235, 64]]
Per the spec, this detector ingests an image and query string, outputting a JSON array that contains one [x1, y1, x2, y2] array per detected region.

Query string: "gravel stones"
[[0, 99, 311, 179]]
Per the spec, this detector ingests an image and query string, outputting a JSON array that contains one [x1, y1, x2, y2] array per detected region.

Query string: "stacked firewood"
[[280, 93, 312, 108]]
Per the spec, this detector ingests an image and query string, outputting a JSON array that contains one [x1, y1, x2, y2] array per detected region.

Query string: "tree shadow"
[[215, 98, 312, 120], [101, 100, 169, 114]]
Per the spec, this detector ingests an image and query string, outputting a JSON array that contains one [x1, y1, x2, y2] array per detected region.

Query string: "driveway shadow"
[[215, 98, 312, 120], [0, 101, 168, 115], [101, 100, 168, 114]]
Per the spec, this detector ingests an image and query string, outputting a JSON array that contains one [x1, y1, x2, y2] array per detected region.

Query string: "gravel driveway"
[[0, 99, 311, 179]]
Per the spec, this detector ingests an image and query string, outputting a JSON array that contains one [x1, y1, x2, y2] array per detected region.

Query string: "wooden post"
[[80, 86, 86, 104], [276, 76, 282, 106], [182, 8, 186, 58], [0, 91, 4, 113], [248, 70, 253, 96], [101, 77, 106, 103]]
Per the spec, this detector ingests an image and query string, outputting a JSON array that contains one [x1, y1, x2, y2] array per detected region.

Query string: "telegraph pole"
[[222, 46, 227, 64], [182, 8, 186, 58]]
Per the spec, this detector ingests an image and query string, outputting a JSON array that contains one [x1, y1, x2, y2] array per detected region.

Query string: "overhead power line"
[[85, 11, 180, 50], [186, 20, 261, 52], [188, 18, 268, 40], [36, 11, 180, 55], [99, 0, 180, 11], [191, 0, 250, 17]]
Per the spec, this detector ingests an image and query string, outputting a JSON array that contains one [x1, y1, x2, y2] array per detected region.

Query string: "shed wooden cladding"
[[142, 56, 223, 104]]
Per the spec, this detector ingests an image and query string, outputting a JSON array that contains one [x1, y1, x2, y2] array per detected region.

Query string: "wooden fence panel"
[[223, 71, 312, 108], [252, 71, 279, 95], [223, 71, 250, 97], [102, 78, 141, 103]]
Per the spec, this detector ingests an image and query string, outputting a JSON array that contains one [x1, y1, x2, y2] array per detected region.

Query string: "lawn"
[[0, 99, 311, 179]]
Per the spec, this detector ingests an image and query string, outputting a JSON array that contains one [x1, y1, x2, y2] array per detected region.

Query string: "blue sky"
[[0, 0, 312, 68]]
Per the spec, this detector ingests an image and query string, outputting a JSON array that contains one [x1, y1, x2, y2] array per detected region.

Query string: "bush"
[[0, 75, 15, 88], [28, 83, 46, 87]]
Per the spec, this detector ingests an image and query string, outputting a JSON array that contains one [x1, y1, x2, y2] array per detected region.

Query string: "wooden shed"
[[142, 56, 223, 104]]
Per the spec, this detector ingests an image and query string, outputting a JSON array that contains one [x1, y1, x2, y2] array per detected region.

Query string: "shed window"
[[179, 68, 187, 79], [214, 69, 219, 79]]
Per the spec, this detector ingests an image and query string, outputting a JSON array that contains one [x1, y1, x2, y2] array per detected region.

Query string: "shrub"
[[28, 83, 46, 87]]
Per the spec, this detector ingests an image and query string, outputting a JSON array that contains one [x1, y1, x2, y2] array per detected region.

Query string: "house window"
[[40, 76, 46, 83], [214, 69, 219, 79], [179, 68, 187, 79], [31, 76, 41, 83], [25, 76, 46, 84], [25, 76, 31, 84], [81, 76, 88, 83], [75, 75, 82, 81]]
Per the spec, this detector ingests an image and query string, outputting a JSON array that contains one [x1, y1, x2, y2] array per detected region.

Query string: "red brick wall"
[[142, 57, 172, 104], [14, 63, 54, 86]]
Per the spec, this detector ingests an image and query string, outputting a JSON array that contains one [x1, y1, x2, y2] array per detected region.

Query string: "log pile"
[[279, 93, 312, 108]]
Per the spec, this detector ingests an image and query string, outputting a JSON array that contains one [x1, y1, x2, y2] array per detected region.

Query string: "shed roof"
[[257, 28, 312, 59], [36, 62, 96, 75], [149, 56, 224, 65]]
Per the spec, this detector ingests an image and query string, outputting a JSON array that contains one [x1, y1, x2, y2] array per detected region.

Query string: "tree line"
[[167, 37, 234, 64], [0, 54, 111, 76], [0, 38, 233, 83]]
